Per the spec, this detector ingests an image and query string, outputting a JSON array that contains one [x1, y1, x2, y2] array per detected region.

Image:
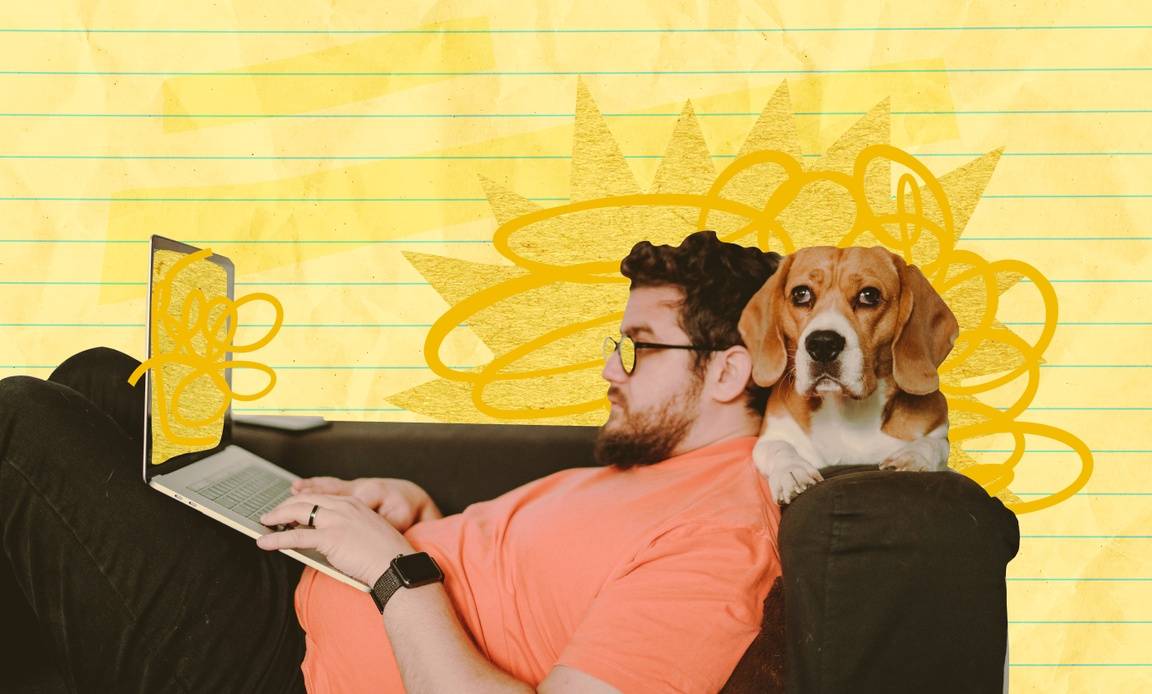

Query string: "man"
[[0, 230, 781, 692]]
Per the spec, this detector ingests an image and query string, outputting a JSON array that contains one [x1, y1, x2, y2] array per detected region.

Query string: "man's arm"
[[384, 576, 621, 694], [258, 493, 618, 694]]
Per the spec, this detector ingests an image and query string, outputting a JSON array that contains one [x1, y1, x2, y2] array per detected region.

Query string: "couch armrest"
[[234, 420, 600, 515], [780, 465, 1019, 693]]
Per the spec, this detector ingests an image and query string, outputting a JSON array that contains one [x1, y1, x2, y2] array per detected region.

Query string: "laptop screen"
[[142, 235, 236, 480]]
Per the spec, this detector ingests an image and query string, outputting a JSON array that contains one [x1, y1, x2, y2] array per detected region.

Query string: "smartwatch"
[[370, 552, 444, 613]]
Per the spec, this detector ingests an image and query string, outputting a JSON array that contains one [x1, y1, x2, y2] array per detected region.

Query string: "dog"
[[738, 246, 959, 504]]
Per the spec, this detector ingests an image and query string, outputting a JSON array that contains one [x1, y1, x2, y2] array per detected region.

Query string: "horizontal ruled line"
[[255, 365, 473, 370], [1022, 279, 1152, 283], [6, 152, 1152, 161], [1024, 407, 1152, 411], [1008, 577, 1152, 581], [1038, 364, 1152, 368], [248, 281, 430, 286], [0, 196, 562, 203], [1, 279, 1150, 288], [963, 236, 1152, 240], [0, 280, 432, 286], [1, 321, 1146, 329], [5, 25, 1152, 35], [3, 195, 1152, 203], [1009, 663, 1152, 667], [3, 67, 1152, 77], [968, 449, 1152, 453], [5, 108, 1152, 119], [0, 237, 1149, 245], [986, 194, 1152, 199], [1018, 488, 1152, 493], [1009, 620, 1152, 624], [233, 407, 405, 412], [0, 238, 492, 244], [1021, 535, 1152, 539], [0, 322, 449, 328]]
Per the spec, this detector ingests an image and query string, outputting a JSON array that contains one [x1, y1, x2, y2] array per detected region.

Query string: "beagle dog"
[[738, 246, 959, 504]]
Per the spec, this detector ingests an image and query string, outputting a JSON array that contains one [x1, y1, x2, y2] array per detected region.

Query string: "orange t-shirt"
[[294, 435, 780, 693]]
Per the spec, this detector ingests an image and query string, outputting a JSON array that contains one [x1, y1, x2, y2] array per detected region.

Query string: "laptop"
[[140, 235, 368, 591]]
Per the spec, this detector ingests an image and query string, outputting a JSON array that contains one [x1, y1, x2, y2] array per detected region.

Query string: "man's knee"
[[0, 372, 139, 491], [0, 374, 115, 440], [0, 376, 75, 470], [0, 375, 53, 409], [50, 347, 141, 387], [0, 375, 85, 429]]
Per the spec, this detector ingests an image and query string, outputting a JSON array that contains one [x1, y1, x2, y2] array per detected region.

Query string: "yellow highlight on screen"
[[128, 248, 284, 465]]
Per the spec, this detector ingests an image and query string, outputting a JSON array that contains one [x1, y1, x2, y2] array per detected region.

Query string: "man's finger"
[[257, 528, 321, 551], [293, 476, 350, 494], [279, 492, 348, 509], [261, 499, 334, 527], [377, 506, 409, 530]]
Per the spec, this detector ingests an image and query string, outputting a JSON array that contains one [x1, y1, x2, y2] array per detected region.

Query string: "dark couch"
[[9, 418, 1019, 693]]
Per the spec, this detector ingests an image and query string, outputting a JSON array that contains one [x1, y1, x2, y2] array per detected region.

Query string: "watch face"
[[393, 552, 444, 587]]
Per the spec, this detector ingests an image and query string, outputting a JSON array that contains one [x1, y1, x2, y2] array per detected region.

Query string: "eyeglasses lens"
[[603, 336, 637, 375]]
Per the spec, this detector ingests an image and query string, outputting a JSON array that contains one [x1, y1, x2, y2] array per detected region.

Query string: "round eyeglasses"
[[602, 335, 727, 376]]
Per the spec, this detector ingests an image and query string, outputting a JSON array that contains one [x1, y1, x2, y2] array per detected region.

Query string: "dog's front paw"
[[880, 435, 950, 472], [763, 453, 824, 504], [880, 446, 933, 472], [770, 463, 825, 504], [754, 439, 825, 504]]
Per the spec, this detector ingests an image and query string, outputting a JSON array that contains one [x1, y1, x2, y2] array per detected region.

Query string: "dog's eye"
[[857, 287, 882, 306], [790, 286, 813, 306]]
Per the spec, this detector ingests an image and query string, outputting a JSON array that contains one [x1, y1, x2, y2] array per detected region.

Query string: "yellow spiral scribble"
[[128, 248, 284, 463]]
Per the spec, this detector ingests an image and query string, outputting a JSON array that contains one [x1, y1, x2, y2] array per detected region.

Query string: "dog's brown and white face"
[[739, 246, 959, 399]]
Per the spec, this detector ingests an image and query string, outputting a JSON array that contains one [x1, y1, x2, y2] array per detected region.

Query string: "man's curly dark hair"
[[619, 230, 781, 415]]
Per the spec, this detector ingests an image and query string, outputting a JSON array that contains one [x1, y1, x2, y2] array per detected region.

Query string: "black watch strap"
[[370, 552, 445, 614], [370, 557, 405, 614]]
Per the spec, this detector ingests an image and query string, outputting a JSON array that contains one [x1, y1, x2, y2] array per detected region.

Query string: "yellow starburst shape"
[[391, 81, 1091, 514]]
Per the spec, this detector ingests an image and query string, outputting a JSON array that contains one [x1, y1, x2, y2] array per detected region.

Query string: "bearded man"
[[0, 230, 782, 693]]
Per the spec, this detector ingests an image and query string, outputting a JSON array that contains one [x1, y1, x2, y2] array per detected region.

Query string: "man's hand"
[[291, 477, 443, 532], [257, 493, 414, 585]]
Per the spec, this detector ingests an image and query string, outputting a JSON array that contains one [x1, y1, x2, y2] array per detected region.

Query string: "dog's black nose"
[[805, 330, 845, 363]]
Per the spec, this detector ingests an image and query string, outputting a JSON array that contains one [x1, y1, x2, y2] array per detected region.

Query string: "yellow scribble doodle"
[[128, 248, 284, 465], [397, 81, 1090, 514]]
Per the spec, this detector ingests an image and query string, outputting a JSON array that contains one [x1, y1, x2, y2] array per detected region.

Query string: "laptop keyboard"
[[188, 466, 293, 522]]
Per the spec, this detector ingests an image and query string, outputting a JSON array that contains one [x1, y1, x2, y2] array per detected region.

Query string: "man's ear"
[[707, 345, 754, 405]]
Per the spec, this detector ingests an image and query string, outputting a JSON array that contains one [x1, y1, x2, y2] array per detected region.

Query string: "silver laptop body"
[[141, 235, 367, 591]]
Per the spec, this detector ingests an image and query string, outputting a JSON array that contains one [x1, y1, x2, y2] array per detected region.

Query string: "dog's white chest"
[[805, 394, 907, 466], [760, 384, 913, 468]]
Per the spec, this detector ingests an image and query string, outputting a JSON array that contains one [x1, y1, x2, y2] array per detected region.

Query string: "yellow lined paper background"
[[1, 2, 1149, 690]]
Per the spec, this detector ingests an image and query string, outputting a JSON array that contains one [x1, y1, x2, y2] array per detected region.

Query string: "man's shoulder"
[[688, 477, 777, 536], [653, 457, 778, 539]]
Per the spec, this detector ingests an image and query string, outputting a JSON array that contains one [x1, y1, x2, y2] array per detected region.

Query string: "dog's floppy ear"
[[891, 256, 959, 395], [738, 254, 793, 387]]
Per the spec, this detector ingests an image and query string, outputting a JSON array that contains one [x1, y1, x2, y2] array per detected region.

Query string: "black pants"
[[0, 348, 307, 693]]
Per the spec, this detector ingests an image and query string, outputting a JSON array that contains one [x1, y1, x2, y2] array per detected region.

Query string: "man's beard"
[[594, 376, 702, 470]]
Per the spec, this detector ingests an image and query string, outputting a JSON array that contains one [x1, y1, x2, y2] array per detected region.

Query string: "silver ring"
[[307, 504, 320, 528]]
